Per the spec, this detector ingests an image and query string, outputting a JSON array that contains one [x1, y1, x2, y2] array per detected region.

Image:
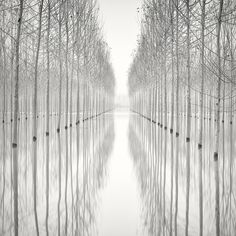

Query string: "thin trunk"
[[229, 26, 233, 235], [185, 1, 191, 235], [33, 1, 44, 235], [175, 0, 180, 235], [214, 1, 223, 236], [64, 1, 69, 234], [70, 2, 75, 234], [45, 1, 50, 235], [198, 1, 206, 235], [12, 1, 24, 235], [75, 10, 80, 235], [57, 0, 62, 133], [170, 2, 175, 235]]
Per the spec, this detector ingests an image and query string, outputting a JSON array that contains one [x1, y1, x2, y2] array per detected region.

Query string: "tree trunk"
[[45, 1, 50, 235], [185, 1, 191, 235], [57, 0, 62, 133], [64, 1, 69, 234], [175, 0, 180, 235], [198, 1, 206, 235], [33, 1, 44, 235], [214, 1, 223, 236], [170, 2, 175, 235], [12, 1, 24, 235]]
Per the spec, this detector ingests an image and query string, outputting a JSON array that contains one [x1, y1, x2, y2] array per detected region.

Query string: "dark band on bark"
[[170, 128, 173, 134], [33, 136, 37, 142], [65, 126, 68, 130], [70, 124, 72, 127], [198, 143, 202, 150], [230, 121, 233, 125], [164, 126, 167, 130], [186, 137, 190, 143], [12, 143, 17, 148], [46, 132, 49, 136], [214, 152, 218, 161], [176, 132, 179, 137], [57, 128, 60, 133]]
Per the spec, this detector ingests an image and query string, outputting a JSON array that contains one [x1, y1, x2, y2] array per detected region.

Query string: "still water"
[[0, 109, 235, 235]]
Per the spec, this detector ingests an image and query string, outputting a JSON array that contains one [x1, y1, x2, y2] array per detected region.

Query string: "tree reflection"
[[129, 113, 236, 235], [0, 112, 114, 235]]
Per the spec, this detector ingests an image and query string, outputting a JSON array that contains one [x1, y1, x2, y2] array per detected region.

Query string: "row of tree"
[[129, 111, 236, 235], [0, 105, 114, 235], [0, 0, 115, 235], [129, 0, 236, 236]]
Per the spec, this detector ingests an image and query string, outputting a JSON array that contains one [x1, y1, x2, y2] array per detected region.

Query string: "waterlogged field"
[[1, 0, 236, 235], [0, 112, 115, 236], [129, 111, 236, 235], [0, 109, 236, 235]]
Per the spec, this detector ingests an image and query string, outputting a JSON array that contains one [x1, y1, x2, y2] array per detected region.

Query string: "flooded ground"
[[0, 108, 236, 235]]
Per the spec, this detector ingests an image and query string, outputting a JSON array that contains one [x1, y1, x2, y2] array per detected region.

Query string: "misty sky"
[[98, 0, 142, 97]]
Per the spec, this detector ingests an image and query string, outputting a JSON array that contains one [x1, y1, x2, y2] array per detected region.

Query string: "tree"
[[12, 1, 24, 236]]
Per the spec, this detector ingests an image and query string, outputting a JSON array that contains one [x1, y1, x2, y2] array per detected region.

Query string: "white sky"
[[98, 0, 142, 98]]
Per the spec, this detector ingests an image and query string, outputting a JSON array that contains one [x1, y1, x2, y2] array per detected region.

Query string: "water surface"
[[0, 109, 236, 235]]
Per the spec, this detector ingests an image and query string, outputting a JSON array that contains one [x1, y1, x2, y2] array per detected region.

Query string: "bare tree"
[[12, 1, 24, 236]]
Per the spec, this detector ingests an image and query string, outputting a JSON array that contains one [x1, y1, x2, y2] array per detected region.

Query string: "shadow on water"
[[0, 113, 114, 235], [129, 112, 236, 236]]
